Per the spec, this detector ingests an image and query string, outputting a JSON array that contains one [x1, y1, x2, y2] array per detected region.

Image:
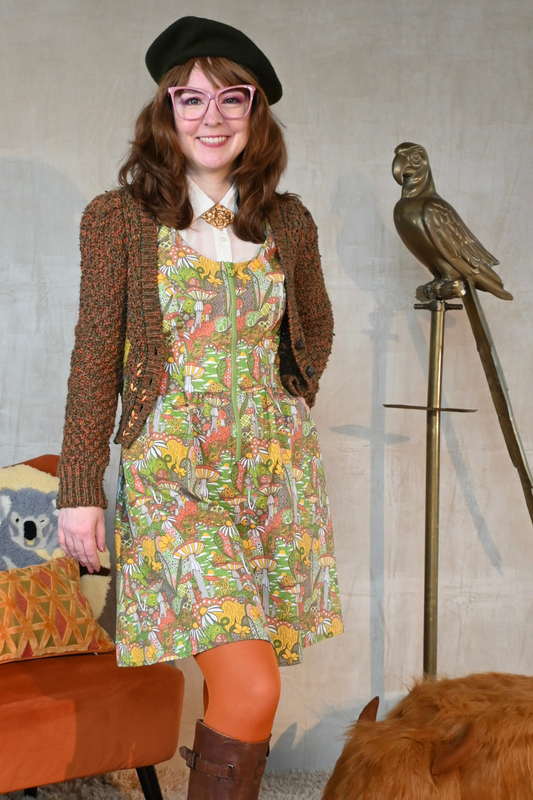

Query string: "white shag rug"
[[3, 766, 330, 800]]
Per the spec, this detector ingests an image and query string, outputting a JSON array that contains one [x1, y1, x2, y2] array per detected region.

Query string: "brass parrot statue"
[[392, 142, 513, 303], [391, 142, 533, 525]]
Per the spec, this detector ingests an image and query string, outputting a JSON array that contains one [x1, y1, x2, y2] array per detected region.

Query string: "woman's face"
[[173, 65, 251, 182]]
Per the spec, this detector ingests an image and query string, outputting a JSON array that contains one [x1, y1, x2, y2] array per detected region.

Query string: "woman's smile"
[[197, 135, 231, 145]]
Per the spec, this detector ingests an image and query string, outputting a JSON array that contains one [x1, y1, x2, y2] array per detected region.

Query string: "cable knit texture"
[[57, 189, 333, 509]]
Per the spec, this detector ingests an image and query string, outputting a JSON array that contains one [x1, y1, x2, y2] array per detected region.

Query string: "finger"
[[65, 540, 80, 562], [81, 538, 101, 573], [61, 532, 75, 559], [64, 533, 89, 566], [95, 516, 106, 555], [74, 545, 93, 572]]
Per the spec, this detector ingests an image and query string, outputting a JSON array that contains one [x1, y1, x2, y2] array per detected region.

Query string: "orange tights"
[[194, 640, 281, 742]]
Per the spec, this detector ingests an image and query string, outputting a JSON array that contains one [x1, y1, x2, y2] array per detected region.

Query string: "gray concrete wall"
[[2, 0, 533, 773]]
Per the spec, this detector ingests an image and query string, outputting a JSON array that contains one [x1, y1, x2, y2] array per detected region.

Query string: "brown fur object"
[[322, 672, 533, 800]]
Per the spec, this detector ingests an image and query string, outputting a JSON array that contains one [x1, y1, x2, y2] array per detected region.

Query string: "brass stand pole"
[[385, 300, 471, 679], [423, 300, 445, 678]]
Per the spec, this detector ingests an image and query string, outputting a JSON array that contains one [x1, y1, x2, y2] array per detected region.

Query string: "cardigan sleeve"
[[292, 202, 334, 406], [56, 193, 128, 509]]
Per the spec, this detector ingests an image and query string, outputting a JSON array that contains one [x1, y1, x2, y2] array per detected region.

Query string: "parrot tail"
[[463, 282, 533, 525], [474, 272, 513, 301]]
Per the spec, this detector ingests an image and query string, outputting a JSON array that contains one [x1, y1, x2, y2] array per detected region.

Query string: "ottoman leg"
[[24, 790, 38, 797], [136, 766, 164, 800]]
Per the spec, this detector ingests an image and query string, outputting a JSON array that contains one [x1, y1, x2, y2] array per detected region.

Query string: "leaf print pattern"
[[114, 225, 343, 667]]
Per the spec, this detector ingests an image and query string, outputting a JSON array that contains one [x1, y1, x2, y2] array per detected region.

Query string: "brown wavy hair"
[[118, 57, 288, 242]]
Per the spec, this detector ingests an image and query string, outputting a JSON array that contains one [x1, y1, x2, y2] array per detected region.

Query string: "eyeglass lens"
[[172, 87, 252, 120]]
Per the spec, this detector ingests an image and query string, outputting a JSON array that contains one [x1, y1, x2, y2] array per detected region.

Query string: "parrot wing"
[[422, 197, 504, 285]]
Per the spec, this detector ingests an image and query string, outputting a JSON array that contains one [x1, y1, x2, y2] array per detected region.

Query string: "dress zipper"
[[221, 261, 242, 461]]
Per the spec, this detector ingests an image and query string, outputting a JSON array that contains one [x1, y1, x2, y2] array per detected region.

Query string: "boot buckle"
[[179, 745, 196, 770]]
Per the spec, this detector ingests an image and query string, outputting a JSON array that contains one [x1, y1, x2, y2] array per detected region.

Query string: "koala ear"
[[0, 493, 12, 522]]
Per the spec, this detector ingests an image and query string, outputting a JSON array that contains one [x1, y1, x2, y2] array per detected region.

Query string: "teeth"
[[199, 136, 228, 143]]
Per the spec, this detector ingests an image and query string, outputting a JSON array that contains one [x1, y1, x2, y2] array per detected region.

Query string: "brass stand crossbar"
[[384, 405, 476, 413]]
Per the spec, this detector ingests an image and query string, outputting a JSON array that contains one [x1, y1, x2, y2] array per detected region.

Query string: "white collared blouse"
[[178, 177, 261, 264]]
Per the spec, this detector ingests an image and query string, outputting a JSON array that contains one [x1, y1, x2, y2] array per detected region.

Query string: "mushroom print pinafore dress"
[[114, 224, 343, 667]]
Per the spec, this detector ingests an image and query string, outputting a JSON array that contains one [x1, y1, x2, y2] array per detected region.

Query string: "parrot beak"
[[392, 154, 408, 185]]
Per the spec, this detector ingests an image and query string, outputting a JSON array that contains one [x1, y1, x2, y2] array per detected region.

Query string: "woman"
[[57, 16, 342, 800]]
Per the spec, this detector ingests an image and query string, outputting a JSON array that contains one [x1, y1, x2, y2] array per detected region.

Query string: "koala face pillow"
[[0, 467, 60, 570], [0, 463, 111, 620]]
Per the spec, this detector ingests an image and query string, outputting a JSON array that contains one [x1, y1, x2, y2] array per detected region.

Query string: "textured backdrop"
[[2, 0, 533, 772]]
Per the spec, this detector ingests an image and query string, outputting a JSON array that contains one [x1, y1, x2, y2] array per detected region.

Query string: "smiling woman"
[[56, 15, 342, 800]]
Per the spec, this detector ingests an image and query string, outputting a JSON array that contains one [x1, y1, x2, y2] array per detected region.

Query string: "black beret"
[[145, 16, 282, 105]]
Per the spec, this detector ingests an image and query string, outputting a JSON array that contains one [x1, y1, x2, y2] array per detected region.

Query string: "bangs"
[[161, 57, 260, 92]]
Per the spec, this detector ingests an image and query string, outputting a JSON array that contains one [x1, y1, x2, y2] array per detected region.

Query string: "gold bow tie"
[[201, 204, 235, 230]]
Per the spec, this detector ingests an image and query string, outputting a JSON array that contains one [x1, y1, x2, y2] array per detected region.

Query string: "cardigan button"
[[306, 365, 315, 378], [295, 338, 305, 351]]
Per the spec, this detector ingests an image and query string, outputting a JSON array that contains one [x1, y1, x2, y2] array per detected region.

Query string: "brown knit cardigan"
[[56, 189, 333, 509]]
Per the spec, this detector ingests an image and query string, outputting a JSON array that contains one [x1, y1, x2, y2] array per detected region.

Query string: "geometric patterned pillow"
[[0, 557, 114, 663]]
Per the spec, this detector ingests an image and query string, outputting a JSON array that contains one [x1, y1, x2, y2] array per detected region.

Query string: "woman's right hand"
[[58, 506, 106, 573]]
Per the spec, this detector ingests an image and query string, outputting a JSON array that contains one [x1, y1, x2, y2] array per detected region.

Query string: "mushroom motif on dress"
[[289, 466, 304, 524], [290, 400, 300, 433], [261, 337, 276, 386], [243, 473, 256, 510], [244, 394, 260, 439], [259, 483, 281, 522], [307, 494, 319, 525], [265, 271, 284, 307], [205, 394, 228, 435], [224, 494, 247, 525], [182, 363, 205, 394], [195, 466, 220, 502], [250, 555, 278, 617], [166, 311, 184, 340], [264, 296, 278, 326], [178, 570, 196, 604], [151, 395, 165, 433], [220, 561, 244, 591], [156, 481, 186, 513], [128, 494, 153, 528], [174, 541, 211, 599], [293, 573, 307, 617], [186, 288, 217, 332], [318, 554, 335, 611], [216, 522, 239, 559], [235, 286, 246, 317]]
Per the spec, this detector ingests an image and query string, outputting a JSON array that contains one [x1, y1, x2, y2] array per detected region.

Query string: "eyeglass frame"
[[167, 84, 257, 121]]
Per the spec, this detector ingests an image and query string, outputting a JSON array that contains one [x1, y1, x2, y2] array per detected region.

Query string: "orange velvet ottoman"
[[0, 651, 184, 795]]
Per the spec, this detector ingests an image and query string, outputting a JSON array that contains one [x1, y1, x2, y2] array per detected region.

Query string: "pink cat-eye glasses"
[[168, 85, 256, 121]]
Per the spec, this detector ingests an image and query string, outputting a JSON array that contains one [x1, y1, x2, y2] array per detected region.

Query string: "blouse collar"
[[187, 176, 238, 221]]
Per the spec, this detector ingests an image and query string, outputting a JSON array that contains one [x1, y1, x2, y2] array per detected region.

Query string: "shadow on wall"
[[268, 693, 403, 773], [329, 168, 502, 695], [0, 158, 119, 635], [0, 157, 87, 462]]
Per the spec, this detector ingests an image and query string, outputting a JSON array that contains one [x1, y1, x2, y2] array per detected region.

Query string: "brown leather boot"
[[180, 720, 270, 799]]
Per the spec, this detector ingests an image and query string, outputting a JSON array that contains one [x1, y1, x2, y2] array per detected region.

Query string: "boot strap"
[[180, 746, 234, 779], [179, 745, 267, 781]]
